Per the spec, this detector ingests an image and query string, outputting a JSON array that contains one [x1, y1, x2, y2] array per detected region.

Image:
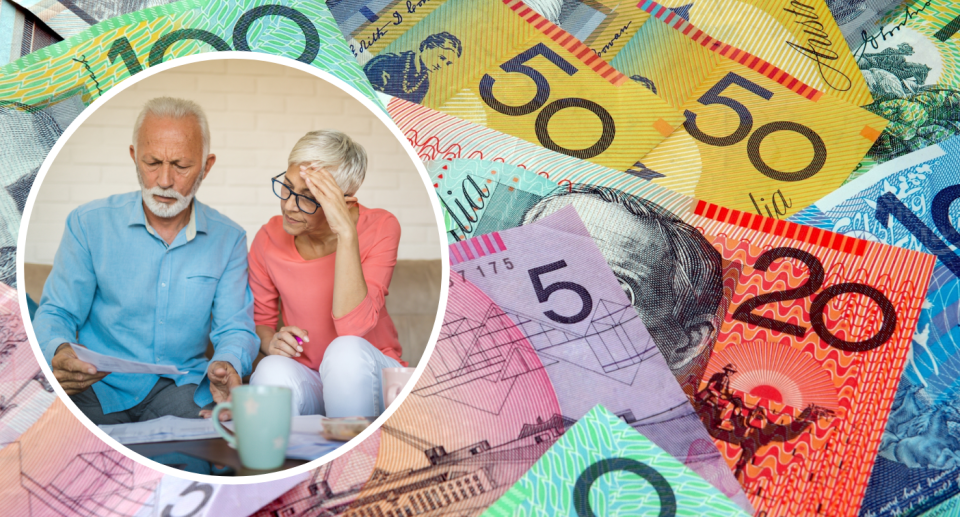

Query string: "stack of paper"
[[99, 415, 344, 461]]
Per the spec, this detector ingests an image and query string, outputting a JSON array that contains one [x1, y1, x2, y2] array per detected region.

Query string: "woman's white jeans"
[[249, 335, 401, 417]]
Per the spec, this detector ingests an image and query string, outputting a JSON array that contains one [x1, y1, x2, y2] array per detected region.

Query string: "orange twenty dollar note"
[[687, 201, 934, 515]]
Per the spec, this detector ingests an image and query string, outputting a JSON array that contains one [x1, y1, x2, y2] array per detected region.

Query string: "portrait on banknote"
[[519, 184, 725, 382], [362, 32, 463, 103], [17, 54, 446, 478]]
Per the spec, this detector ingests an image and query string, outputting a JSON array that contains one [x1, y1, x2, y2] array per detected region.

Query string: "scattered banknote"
[[431, 156, 936, 514], [389, 82, 884, 223], [0, 0, 379, 271], [0, 397, 301, 516], [850, 0, 960, 181], [329, 0, 886, 217], [792, 135, 960, 516], [827, 0, 906, 50], [135, 474, 307, 517], [0, 283, 54, 446], [635, 0, 874, 107], [335, 0, 687, 172], [5, 0, 181, 45], [484, 404, 750, 516], [363, 2, 891, 219], [687, 197, 933, 516], [610, 2, 889, 218], [255, 206, 753, 515]]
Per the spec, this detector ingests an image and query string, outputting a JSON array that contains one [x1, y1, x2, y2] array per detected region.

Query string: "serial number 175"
[[451, 258, 514, 286]]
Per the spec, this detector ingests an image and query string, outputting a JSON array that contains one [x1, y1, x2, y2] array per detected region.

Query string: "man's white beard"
[[137, 168, 204, 218]]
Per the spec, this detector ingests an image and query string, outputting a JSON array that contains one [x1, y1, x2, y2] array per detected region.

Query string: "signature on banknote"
[[348, 0, 435, 58], [593, 21, 631, 58], [784, 0, 853, 92], [853, 0, 934, 59], [70, 55, 103, 96], [350, 16, 400, 57]]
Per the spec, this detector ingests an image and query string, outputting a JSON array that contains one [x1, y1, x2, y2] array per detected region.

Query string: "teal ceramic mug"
[[211, 385, 292, 470]]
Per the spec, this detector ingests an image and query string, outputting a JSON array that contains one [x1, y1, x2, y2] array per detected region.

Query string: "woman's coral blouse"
[[248, 206, 405, 370]]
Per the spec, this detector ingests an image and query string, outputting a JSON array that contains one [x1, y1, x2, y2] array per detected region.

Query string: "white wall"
[[25, 59, 440, 264]]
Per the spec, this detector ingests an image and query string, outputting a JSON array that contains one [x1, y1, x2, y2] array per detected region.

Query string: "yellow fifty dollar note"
[[494, 0, 870, 107], [340, 0, 653, 65], [648, 0, 873, 106], [363, 0, 684, 170], [612, 2, 888, 218]]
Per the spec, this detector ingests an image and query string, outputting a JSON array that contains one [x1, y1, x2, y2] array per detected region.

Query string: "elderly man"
[[34, 97, 258, 425]]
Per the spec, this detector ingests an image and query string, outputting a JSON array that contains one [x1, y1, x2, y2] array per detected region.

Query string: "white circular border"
[[15, 51, 449, 485]]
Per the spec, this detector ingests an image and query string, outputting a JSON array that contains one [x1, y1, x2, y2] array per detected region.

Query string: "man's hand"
[[52, 343, 109, 395], [198, 407, 232, 421], [207, 360, 240, 404]]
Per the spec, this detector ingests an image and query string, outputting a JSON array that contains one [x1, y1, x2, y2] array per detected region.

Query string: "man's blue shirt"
[[34, 192, 258, 414]]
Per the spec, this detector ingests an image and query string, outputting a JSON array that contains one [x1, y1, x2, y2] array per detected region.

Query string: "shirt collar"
[[131, 197, 205, 243]]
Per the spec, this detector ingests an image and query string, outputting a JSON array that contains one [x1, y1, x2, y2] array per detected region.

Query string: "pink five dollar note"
[[256, 206, 751, 516], [0, 395, 303, 517], [0, 281, 305, 516]]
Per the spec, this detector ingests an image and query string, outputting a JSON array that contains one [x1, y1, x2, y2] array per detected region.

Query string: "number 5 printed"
[[479, 43, 615, 159], [161, 481, 213, 517], [685, 72, 827, 182], [528, 260, 593, 324]]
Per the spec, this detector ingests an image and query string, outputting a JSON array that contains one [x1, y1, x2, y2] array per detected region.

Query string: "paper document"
[[101, 414, 344, 461], [71, 344, 187, 375], [100, 415, 220, 444], [284, 432, 341, 460]]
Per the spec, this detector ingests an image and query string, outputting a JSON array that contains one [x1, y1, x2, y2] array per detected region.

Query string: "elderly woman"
[[248, 130, 404, 417]]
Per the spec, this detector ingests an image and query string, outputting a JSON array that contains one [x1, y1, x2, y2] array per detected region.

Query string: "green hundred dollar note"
[[0, 0, 377, 261], [483, 405, 749, 517]]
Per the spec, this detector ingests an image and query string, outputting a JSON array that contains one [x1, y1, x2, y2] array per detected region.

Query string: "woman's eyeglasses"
[[272, 172, 320, 214]]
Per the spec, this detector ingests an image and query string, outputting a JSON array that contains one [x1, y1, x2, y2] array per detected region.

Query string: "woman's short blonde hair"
[[288, 130, 367, 195]]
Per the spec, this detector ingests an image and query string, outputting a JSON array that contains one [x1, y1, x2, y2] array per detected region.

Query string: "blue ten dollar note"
[[792, 135, 960, 516]]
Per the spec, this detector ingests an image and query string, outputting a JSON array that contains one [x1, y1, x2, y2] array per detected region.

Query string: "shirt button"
[[159, 320, 164, 324], [161, 283, 166, 287]]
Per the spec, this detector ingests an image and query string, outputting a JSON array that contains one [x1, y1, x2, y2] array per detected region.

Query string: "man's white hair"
[[132, 96, 211, 159], [288, 130, 367, 196]]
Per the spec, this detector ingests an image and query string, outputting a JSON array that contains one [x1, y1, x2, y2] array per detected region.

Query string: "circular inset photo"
[[19, 53, 445, 479]]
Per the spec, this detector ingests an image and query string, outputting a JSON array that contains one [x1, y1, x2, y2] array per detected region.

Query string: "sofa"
[[23, 260, 441, 369]]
